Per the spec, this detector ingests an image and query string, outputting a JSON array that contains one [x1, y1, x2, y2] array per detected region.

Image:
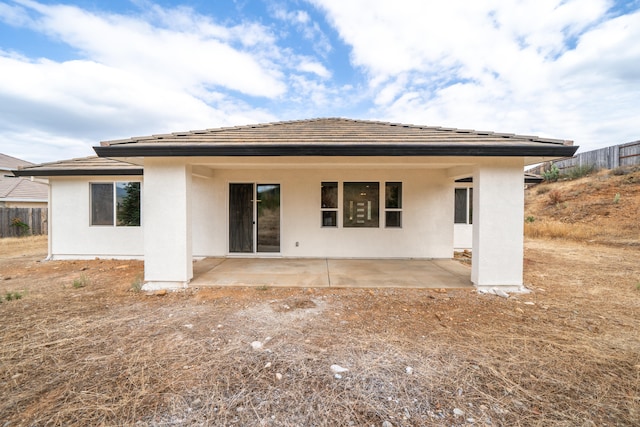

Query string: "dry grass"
[[1, 238, 639, 426], [0, 234, 47, 258], [524, 220, 596, 240], [525, 169, 640, 245], [1, 171, 640, 426]]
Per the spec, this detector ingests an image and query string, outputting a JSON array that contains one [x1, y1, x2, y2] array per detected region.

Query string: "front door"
[[229, 183, 280, 253]]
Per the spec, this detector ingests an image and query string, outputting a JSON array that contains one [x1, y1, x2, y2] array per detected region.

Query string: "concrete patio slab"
[[327, 259, 471, 288], [190, 258, 330, 288], [189, 258, 472, 289]]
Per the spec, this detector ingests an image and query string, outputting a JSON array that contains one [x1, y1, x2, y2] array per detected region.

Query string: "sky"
[[0, 0, 639, 164]]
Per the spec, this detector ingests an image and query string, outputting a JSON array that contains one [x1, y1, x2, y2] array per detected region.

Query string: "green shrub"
[[11, 217, 30, 236], [564, 164, 595, 180], [525, 216, 535, 223], [4, 291, 23, 301], [542, 165, 560, 182], [73, 275, 90, 289]]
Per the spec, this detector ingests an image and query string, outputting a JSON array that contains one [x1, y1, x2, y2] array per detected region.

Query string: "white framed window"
[[343, 182, 379, 228], [321, 182, 338, 227], [454, 187, 473, 224], [385, 182, 402, 228], [90, 182, 141, 226]]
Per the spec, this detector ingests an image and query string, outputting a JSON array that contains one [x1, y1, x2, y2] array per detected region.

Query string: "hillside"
[[524, 166, 640, 246]]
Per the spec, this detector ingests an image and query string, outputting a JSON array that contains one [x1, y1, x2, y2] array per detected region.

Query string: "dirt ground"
[[524, 168, 640, 244], [0, 234, 638, 426]]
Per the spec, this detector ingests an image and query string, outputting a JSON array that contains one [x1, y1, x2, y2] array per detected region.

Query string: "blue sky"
[[1, 0, 639, 163]]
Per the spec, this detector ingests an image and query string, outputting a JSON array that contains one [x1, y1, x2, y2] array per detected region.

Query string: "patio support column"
[[142, 159, 193, 290], [471, 159, 525, 291]]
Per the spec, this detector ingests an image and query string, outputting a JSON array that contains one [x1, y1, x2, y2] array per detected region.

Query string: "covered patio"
[[190, 258, 473, 289]]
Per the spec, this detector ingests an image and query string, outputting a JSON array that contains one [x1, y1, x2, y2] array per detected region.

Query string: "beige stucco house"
[[14, 118, 577, 291]]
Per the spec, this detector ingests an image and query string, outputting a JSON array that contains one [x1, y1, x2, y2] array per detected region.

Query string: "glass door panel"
[[229, 183, 253, 253], [256, 184, 280, 253]]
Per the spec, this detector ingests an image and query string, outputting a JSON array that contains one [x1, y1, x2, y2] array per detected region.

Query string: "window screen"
[[91, 183, 114, 226]]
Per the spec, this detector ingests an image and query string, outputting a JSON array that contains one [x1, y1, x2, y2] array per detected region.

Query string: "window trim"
[[90, 181, 142, 227], [320, 181, 339, 227], [384, 182, 402, 228], [320, 181, 403, 229], [454, 187, 473, 225]]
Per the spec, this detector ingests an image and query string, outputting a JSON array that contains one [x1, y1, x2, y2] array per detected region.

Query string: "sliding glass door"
[[229, 183, 280, 253]]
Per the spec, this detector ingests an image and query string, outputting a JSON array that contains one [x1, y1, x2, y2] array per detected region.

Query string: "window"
[[385, 182, 402, 227], [343, 182, 379, 227], [91, 182, 141, 226], [454, 188, 473, 224], [321, 182, 338, 227]]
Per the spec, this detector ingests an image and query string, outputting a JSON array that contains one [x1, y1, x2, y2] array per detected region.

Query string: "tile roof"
[[96, 117, 577, 158], [0, 153, 34, 170], [0, 176, 48, 201], [12, 156, 143, 177]]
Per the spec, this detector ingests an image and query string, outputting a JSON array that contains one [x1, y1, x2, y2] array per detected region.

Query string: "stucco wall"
[[192, 173, 222, 257], [49, 176, 144, 259], [453, 182, 473, 250], [197, 168, 454, 259], [454, 224, 472, 249]]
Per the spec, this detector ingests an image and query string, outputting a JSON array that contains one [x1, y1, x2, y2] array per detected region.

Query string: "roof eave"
[[12, 169, 143, 177], [94, 144, 579, 158]]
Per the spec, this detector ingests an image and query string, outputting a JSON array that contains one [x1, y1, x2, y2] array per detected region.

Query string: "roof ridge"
[[1, 175, 23, 197], [98, 117, 573, 146]]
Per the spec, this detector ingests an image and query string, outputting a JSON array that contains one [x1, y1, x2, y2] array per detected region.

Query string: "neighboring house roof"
[[0, 175, 48, 202], [0, 153, 34, 170], [95, 118, 577, 158], [12, 156, 143, 177], [0, 153, 48, 202]]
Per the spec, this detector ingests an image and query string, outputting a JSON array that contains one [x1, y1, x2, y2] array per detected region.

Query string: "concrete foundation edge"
[[142, 281, 189, 291]]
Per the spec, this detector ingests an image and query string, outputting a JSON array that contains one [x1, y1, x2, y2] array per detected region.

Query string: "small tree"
[[117, 182, 141, 226], [542, 164, 560, 182], [11, 217, 30, 236]]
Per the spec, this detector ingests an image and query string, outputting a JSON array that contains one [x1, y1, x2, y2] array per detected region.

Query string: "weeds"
[[564, 164, 595, 180], [525, 216, 535, 223], [10, 217, 30, 236], [3, 291, 24, 302], [613, 193, 621, 204], [536, 186, 550, 195], [130, 275, 143, 292], [73, 275, 90, 289], [547, 189, 565, 205]]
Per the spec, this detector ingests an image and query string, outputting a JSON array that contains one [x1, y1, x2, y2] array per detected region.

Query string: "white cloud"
[[9, 0, 286, 97], [309, 0, 640, 151], [298, 58, 331, 78], [0, 0, 339, 162], [271, 3, 332, 56]]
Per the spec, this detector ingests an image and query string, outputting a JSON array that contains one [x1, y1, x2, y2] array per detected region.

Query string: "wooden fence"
[[528, 140, 640, 175], [0, 207, 48, 238]]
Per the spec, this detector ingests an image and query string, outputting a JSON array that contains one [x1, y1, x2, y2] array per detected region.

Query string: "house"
[[453, 172, 544, 250], [0, 153, 48, 208], [13, 118, 577, 291]]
